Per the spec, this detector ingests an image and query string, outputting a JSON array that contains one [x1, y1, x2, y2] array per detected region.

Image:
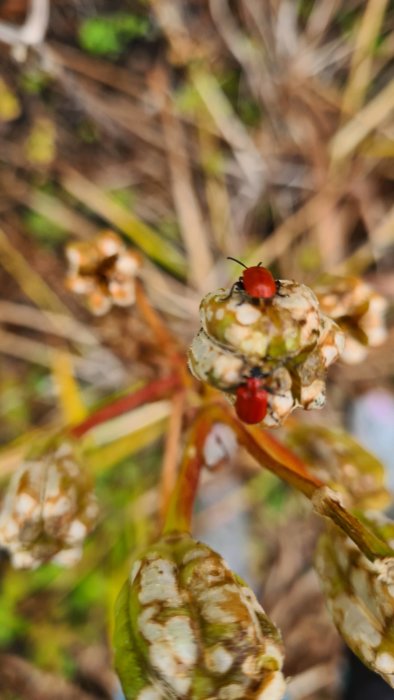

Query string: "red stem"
[[163, 411, 213, 533], [208, 403, 323, 498], [70, 374, 180, 438]]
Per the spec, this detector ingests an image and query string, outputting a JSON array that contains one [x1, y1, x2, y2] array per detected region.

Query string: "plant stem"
[[135, 280, 192, 387], [135, 279, 177, 351], [162, 399, 393, 562], [313, 489, 394, 560], [159, 391, 185, 524], [206, 402, 323, 498], [162, 399, 322, 534], [162, 410, 213, 534], [70, 374, 180, 438]]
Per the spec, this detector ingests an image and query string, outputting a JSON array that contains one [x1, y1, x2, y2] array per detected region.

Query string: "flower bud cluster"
[[188, 280, 344, 426], [114, 532, 285, 700], [66, 230, 141, 315], [315, 516, 394, 688], [314, 274, 388, 364], [0, 439, 98, 568]]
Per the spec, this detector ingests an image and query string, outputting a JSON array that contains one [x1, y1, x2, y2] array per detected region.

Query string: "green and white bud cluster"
[[314, 274, 388, 364], [114, 532, 285, 700], [188, 281, 344, 426], [316, 515, 394, 688], [0, 439, 98, 569]]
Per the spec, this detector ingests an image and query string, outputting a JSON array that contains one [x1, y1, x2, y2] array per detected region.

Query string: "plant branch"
[[312, 488, 394, 561], [206, 402, 323, 497], [162, 410, 214, 534], [159, 391, 185, 524], [135, 280, 192, 387]]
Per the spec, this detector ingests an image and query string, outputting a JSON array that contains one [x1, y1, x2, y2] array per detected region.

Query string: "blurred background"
[[0, 1, 393, 698]]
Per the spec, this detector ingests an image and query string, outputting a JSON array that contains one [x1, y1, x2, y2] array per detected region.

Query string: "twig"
[[59, 167, 186, 278], [135, 279, 179, 351], [0, 0, 49, 48]]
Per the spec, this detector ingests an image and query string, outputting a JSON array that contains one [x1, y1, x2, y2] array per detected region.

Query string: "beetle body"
[[227, 258, 277, 300], [235, 377, 269, 424], [242, 265, 277, 299]]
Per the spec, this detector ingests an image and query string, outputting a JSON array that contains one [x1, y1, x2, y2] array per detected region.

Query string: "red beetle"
[[227, 257, 277, 299], [235, 377, 269, 424]]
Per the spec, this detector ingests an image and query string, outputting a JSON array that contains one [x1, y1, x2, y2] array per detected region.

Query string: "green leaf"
[[78, 13, 150, 57]]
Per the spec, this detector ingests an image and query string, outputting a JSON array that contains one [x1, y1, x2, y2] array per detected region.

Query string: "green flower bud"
[[189, 280, 344, 426], [200, 282, 321, 360], [114, 532, 285, 700], [315, 515, 394, 687], [0, 438, 98, 569], [287, 425, 390, 510]]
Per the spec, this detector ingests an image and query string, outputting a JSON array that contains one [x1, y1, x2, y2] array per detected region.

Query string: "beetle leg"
[[222, 279, 243, 301], [275, 280, 287, 298]]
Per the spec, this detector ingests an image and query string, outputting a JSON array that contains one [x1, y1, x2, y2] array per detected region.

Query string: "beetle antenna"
[[227, 256, 247, 269]]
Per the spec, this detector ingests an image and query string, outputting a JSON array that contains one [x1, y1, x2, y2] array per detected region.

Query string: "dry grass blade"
[[330, 79, 394, 162], [306, 0, 341, 42], [154, 69, 214, 291], [341, 0, 389, 115], [0, 301, 97, 345], [59, 167, 186, 277], [198, 125, 237, 254], [0, 226, 71, 317], [51, 350, 88, 425], [29, 189, 99, 239], [87, 399, 171, 446], [248, 189, 339, 266], [0, 328, 120, 385], [191, 69, 265, 191], [334, 204, 394, 274]]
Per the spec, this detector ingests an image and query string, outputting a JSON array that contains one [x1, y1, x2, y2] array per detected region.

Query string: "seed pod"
[[315, 516, 394, 688], [314, 274, 388, 364], [287, 425, 390, 510], [200, 282, 322, 361], [0, 438, 98, 569], [114, 532, 285, 700], [189, 280, 344, 426], [66, 230, 141, 315]]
